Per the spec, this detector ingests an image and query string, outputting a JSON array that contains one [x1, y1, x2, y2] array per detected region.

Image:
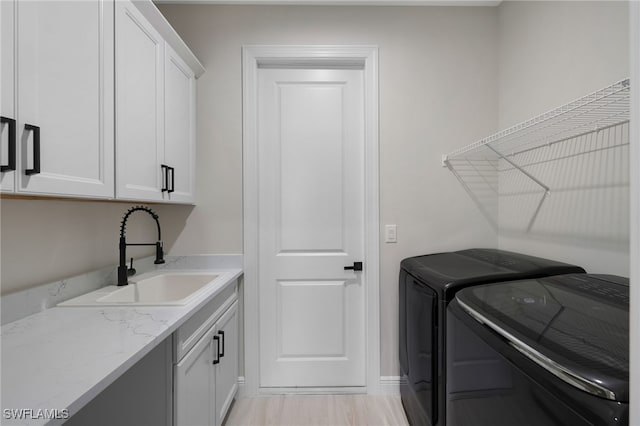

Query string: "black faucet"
[[118, 206, 165, 286]]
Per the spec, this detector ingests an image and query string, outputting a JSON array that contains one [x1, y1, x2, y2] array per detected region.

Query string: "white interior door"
[[258, 67, 366, 388]]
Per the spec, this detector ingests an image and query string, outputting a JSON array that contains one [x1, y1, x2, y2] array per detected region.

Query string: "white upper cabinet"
[[115, 0, 165, 202], [1, 0, 202, 202], [1, 0, 16, 192], [115, 0, 202, 204], [2, 0, 115, 198], [164, 44, 196, 203]]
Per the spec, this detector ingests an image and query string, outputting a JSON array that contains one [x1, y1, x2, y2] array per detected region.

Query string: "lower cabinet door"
[[175, 327, 215, 426], [214, 301, 239, 426]]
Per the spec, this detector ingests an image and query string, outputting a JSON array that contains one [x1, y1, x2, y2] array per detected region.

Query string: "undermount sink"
[[58, 272, 220, 307]]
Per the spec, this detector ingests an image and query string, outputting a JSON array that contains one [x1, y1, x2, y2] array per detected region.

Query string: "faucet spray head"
[[155, 241, 165, 265]]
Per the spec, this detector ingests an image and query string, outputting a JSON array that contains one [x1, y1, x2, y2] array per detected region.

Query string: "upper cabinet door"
[[115, 0, 164, 202], [16, 0, 114, 198], [164, 44, 196, 204], [1, 0, 16, 192]]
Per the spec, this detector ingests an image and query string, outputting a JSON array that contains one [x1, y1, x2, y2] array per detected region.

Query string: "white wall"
[[629, 3, 639, 424], [157, 4, 499, 376], [497, 1, 630, 275]]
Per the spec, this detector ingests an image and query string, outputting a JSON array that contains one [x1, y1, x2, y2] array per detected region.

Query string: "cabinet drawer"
[[174, 280, 237, 361]]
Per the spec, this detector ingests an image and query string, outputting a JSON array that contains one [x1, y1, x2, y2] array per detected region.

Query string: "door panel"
[[278, 84, 344, 252], [258, 68, 365, 388], [278, 280, 346, 357]]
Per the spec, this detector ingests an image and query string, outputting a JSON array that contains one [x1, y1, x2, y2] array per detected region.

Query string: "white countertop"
[[0, 268, 243, 426]]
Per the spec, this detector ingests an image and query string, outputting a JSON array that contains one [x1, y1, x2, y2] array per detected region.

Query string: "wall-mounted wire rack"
[[442, 78, 631, 231]]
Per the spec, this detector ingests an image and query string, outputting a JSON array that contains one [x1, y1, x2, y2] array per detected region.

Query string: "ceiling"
[[153, 0, 502, 6]]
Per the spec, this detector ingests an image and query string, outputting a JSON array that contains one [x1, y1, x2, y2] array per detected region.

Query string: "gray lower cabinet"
[[174, 282, 239, 426], [65, 338, 173, 426], [213, 301, 239, 425], [174, 325, 216, 425], [66, 279, 240, 426]]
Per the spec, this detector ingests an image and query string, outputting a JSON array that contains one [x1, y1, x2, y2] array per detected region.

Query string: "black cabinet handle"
[[168, 166, 175, 193], [218, 331, 225, 358], [24, 124, 40, 175], [344, 261, 363, 272], [1, 116, 16, 172], [212, 335, 220, 365], [161, 165, 175, 193], [161, 164, 169, 192]]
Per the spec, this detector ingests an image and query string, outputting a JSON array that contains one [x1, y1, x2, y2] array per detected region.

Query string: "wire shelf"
[[443, 78, 631, 231]]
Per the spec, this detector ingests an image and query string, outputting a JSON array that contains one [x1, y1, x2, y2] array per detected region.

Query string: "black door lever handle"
[[344, 262, 363, 272]]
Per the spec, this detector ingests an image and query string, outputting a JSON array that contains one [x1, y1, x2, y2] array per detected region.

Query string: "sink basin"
[[99, 273, 218, 304], [58, 272, 220, 307]]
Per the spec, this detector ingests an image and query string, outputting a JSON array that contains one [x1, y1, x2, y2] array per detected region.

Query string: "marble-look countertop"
[[1, 267, 243, 426]]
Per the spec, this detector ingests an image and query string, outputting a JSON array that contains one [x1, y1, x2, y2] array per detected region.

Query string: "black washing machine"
[[447, 274, 629, 425], [399, 248, 585, 426]]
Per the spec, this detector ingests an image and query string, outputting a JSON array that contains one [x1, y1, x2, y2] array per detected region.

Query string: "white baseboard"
[[378, 376, 401, 395], [236, 376, 401, 397], [237, 376, 247, 398]]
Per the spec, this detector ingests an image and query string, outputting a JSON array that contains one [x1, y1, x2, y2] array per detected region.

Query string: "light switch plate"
[[385, 224, 397, 243]]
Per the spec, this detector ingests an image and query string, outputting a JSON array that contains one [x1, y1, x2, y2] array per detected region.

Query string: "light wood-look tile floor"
[[224, 395, 409, 426]]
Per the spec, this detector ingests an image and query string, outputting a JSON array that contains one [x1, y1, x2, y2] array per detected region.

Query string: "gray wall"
[[157, 4, 500, 377], [0, 199, 193, 295], [497, 1, 630, 275]]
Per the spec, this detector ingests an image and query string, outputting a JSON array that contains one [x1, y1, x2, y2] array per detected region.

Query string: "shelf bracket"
[[485, 144, 550, 231], [445, 159, 498, 230], [485, 145, 550, 193]]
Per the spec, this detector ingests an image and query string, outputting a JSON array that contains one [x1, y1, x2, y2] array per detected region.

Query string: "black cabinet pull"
[[161, 164, 169, 192], [212, 335, 220, 365], [344, 261, 363, 272], [24, 124, 40, 175], [168, 166, 175, 193], [218, 331, 225, 358], [161, 165, 175, 193], [0, 116, 16, 172]]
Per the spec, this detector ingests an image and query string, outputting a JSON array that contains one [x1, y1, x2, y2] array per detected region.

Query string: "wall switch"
[[385, 225, 397, 243]]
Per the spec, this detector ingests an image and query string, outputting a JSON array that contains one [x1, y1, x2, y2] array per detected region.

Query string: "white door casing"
[[258, 67, 365, 387], [243, 46, 379, 395]]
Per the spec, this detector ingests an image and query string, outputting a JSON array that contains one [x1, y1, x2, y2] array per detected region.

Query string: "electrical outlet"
[[385, 225, 397, 243]]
